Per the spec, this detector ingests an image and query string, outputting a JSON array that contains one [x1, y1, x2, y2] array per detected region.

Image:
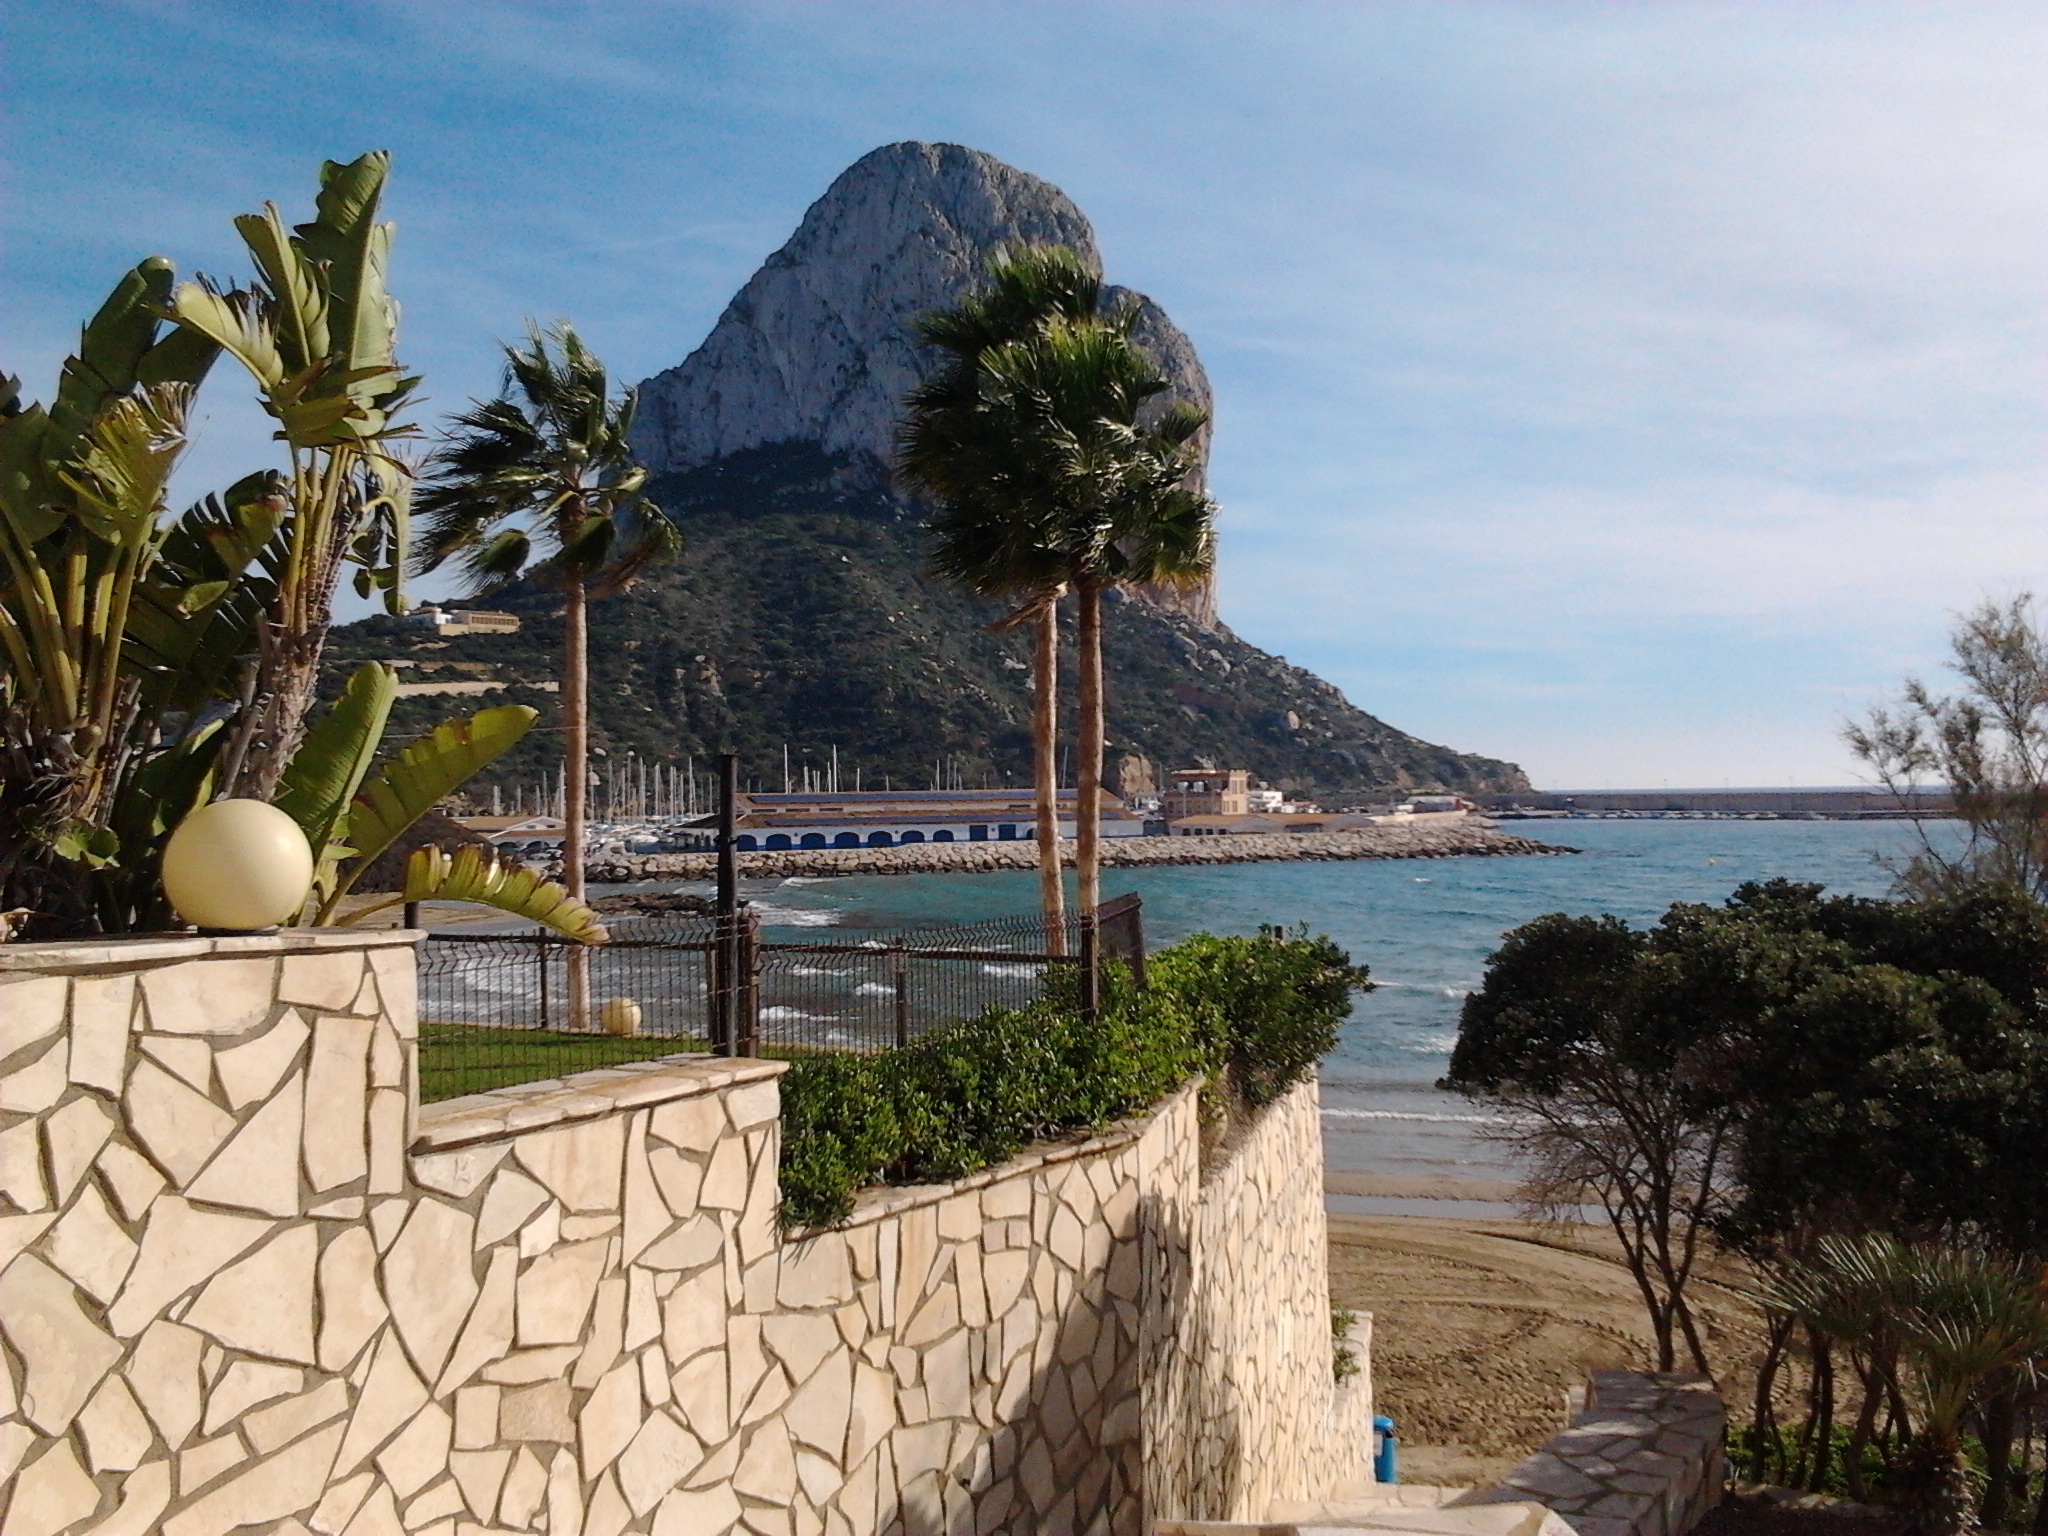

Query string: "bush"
[[1332, 1306, 1362, 1385], [1148, 926, 1371, 1108], [777, 930, 1367, 1230]]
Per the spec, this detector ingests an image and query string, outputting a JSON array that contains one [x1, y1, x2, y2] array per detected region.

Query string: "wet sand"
[[1327, 1213, 1768, 1482]]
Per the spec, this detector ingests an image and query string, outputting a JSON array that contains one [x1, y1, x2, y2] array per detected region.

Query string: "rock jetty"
[[589, 823, 1570, 883]]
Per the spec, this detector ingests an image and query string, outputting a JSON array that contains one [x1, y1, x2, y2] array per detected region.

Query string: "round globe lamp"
[[601, 998, 643, 1037], [161, 800, 315, 931]]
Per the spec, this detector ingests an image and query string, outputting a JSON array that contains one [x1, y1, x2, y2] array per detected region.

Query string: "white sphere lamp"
[[162, 799, 315, 931]]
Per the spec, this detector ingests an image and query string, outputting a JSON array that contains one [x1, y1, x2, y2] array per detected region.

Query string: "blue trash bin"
[[1373, 1415, 1398, 1483]]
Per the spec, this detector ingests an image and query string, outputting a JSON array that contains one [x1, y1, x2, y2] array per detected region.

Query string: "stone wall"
[[0, 930, 1369, 1536], [1144, 1083, 1377, 1522], [604, 822, 1562, 883], [1464, 1372, 1725, 1536]]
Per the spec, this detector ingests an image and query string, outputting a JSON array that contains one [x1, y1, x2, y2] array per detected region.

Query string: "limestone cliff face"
[[632, 141, 1218, 627]]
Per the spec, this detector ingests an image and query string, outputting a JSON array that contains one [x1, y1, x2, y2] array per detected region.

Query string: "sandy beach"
[[1328, 1211, 1769, 1484]]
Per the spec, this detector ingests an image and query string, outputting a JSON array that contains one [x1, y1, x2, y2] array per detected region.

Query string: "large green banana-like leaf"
[[341, 845, 606, 943], [234, 204, 330, 374], [125, 472, 285, 717], [276, 661, 397, 897], [169, 282, 284, 390], [94, 718, 227, 932], [0, 403, 62, 545], [322, 703, 537, 914], [46, 258, 177, 453], [133, 317, 222, 394], [294, 154, 400, 396], [56, 386, 190, 549]]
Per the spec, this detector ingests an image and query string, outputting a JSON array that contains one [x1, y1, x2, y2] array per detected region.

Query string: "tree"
[[0, 257, 262, 934], [1, 164, 601, 942], [1847, 595, 2048, 900], [967, 310, 1215, 922], [167, 152, 418, 800], [1765, 1236, 2048, 1536], [413, 323, 676, 1016], [1453, 877, 2048, 1518], [1446, 910, 1737, 1372], [899, 245, 1104, 949]]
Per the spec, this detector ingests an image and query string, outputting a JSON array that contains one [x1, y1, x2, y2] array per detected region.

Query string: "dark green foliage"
[[1445, 912, 1649, 1094], [1450, 878, 2048, 1259], [1148, 927, 1372, 1108], [1332, 1306, 1361, 1385], [776, 1053, 917, 1229], [1727, 1424, 1904, 1500], [776, 930, 1365, 1230], [320, 445, 1527, 800]]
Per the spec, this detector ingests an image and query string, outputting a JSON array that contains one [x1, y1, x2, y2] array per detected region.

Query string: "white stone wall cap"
[[1211, 1502, 1577, 1536], [413, 1053, 786, 1151], [0, 927, 419, 974]]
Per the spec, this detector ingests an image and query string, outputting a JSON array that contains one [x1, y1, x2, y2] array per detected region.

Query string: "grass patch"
[[417, 1023, 711, 1102], [417, 929, 1371, 1237], [417, 1023, 847, 1102]]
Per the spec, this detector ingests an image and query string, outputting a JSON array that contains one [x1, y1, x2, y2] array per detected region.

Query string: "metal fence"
[[415, 894, 1144, 1103]]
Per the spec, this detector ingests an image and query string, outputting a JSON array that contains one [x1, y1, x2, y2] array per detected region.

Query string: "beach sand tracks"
[[1328, 1215, 1770, 1466]]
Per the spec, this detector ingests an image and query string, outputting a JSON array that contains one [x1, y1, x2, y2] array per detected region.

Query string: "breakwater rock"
[[589, 824, 1571, 884]]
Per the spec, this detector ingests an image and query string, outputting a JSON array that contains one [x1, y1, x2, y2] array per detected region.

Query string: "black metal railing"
[[414, 895, 1144, 1103]]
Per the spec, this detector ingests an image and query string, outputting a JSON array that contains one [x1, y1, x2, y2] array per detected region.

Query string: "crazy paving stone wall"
[[0, 930, 1370, 1536], [1141, 1080, 1376, 1523], [1464, 1371, 1726, 1536]]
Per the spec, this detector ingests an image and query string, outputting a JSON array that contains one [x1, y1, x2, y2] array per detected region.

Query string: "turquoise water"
[[629, 818, 1940, 1192]]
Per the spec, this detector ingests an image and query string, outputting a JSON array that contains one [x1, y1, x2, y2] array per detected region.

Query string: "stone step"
[[1304, 1483, 1475, 1511], [1157, 1494, 1579, 1536]]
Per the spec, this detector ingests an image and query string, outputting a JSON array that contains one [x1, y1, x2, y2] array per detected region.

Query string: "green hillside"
[[321, 445, 1526, 805]]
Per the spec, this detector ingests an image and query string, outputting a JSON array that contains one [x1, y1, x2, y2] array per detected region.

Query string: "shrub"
[[1148, 926, 1371, 1108], [1332, 1306, 1362, 1385], [777, 930, 1366, 1230]]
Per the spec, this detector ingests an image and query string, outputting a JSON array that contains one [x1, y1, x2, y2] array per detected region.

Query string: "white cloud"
[[4, 0, 2041, 787]]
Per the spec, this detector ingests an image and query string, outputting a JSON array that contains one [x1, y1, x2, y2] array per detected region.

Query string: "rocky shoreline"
[[589, 823, 1572, 883]]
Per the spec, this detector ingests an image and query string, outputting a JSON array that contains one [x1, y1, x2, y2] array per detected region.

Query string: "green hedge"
[[777, 928, 1369, 1230]]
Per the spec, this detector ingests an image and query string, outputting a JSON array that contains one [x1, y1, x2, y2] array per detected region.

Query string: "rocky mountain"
[[325, 143, 1527, 800], [633, 141, 1219, 627], [327, 444, 1526, 801]]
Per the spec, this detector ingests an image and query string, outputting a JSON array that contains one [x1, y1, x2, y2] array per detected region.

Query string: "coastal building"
[[1410, 794, 1468, 814], [451, 812, 566, 850], [1247, 787, 1320, 814], [730, 787, 1144, 850], [403, 604, 522, 636], [1163, 767, 1251, 820], [1170, 811, 1388, 836]]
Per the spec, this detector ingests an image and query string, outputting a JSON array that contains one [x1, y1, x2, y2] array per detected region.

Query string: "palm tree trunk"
[[1076, 576, 1104, 919], [562, 581, 591, 1029], [1033, 597, 1067, 955], [226, 622, 328, 801]]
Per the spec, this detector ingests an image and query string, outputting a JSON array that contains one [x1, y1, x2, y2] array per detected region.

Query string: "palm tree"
[[413, 322, 676, 1022], [972, 314, 1216, 923], [168, 152, 417, 800], [899, 246, 1104, 950], [1766, 1235, 2048, 1536]]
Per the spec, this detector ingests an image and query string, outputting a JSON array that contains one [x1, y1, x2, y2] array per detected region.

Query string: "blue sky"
[[4, 1, 2043, 789]]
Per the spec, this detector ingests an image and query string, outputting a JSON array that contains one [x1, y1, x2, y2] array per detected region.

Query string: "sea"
[[595, 818, 1946, 1217]]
